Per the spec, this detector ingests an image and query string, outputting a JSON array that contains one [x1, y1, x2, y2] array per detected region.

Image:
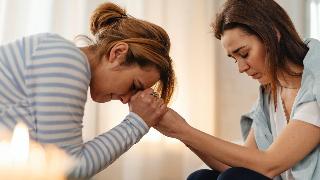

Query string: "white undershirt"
[[269, 87, 320, 180]]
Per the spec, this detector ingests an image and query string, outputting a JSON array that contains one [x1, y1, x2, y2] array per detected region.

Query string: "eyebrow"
[[227, 46, 246, 57]]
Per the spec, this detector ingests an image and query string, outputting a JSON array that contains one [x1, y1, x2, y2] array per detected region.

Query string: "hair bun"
[[90, 2, 127, 35]]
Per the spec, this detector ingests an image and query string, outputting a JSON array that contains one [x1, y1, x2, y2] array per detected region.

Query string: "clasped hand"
[[129, 88, 167, 127], [129, 88, 189, 138]]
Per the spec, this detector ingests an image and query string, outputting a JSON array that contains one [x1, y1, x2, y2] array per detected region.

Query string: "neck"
[[80, 46, 98, 74]]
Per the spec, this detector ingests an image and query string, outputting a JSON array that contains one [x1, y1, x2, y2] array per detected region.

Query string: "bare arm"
[[185, 128, 259, 172], [186, 144, 230, 172], [156, 109, 320, 178], [244, 129, 258, 149]]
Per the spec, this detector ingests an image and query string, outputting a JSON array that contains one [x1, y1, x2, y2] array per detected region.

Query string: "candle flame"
[[10, 123, 29, 166], [0, 123, 74, 180]]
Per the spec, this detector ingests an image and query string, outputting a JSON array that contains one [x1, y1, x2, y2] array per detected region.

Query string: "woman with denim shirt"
[[155, 0, 320, 179]]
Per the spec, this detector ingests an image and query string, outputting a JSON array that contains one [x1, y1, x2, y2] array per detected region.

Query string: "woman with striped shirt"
[[0, 2, 175, 178]]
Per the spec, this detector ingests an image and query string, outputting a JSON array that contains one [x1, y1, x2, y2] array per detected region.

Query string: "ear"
[[107, 42, 129, 68]]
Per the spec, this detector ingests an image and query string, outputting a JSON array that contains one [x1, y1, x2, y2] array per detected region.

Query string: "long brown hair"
[[87, 2, 175, 104], [212, 0, 308, 97]]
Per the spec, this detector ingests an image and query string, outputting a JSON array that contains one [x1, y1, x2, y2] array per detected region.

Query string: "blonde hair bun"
[[90, 2, 127, 36]]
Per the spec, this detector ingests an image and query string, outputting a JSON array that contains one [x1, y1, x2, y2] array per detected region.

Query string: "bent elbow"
[[260, 159, 284, 178]]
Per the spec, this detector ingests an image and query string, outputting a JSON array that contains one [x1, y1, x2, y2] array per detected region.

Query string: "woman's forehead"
[[221, 30, 249, 54]]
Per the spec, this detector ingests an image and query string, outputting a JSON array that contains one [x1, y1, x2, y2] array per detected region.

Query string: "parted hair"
[[212, 0, 308, 96], [89, 2, 175, 104]]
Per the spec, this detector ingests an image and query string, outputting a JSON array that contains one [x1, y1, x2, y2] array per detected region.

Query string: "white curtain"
[[307, 0, 320, 39]]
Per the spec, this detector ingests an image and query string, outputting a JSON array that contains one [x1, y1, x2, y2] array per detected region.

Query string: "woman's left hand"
[[129, 88, 168, 127]]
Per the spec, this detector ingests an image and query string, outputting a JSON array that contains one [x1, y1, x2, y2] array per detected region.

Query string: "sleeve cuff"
[[127, 112, 150, 134]]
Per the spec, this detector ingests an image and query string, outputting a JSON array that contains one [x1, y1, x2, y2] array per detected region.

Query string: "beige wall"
[[213, 43, 259, 142]]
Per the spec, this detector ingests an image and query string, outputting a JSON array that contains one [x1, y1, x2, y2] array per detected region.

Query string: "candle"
[[0, 123, 74, 180]]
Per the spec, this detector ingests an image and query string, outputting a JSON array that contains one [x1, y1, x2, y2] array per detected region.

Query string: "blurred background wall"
[[0, 0, 319, 179]]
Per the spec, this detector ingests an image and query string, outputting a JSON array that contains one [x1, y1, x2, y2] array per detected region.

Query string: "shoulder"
[[30, 33, 76, 51], [293, 38, 320, 114], [29, 33, 90, 73], [27, 33, 91, 86], [10, 33, 80, 60], [303, 38, 320, 78]]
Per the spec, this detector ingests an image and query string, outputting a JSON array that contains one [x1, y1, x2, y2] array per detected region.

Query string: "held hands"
[[129, 88, 167, 127], [128, 89, 190, 138], [154, 108, 190, 139]]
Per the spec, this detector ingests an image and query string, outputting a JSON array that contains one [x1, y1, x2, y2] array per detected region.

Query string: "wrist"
[[128, 112, 150, 129], [174, 123, 194, 142]]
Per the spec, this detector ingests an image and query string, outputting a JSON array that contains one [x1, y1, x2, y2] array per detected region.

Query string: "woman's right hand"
[[128, 88, 168, 127], [154, 108, 191, 139]]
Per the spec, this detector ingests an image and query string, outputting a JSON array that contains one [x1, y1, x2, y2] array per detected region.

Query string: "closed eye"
[[230, 56, 237, 63], [131, 80, 144, 93], [228, 55, 238, 63], [131, 83, 138, 93], [233, 58, 238, 63], [240, 53, 248, 58]]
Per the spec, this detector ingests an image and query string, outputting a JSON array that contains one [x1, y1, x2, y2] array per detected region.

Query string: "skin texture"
[[221, 28, 270, 85], [155, 28, 320, 178], [84, 43, 161, 104], [81, 42, 167, 127]]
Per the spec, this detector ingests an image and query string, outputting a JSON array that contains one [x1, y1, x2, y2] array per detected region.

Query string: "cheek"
[[112, 80, 132, 95], [250, 52, 266, 71], [256, 59, 266, 72], [91, 77, 109, 95]]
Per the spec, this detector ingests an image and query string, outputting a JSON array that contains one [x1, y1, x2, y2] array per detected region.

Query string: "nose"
[[237, 59, 250, 73], [119, 93, 132, 104]]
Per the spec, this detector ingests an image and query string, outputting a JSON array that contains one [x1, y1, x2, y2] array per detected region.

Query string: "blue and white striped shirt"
[[0, 33, 149, 178]]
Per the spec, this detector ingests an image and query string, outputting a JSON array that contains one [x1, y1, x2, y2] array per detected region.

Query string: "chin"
[[258, 78, 270, 85], [90, 90, 111, 103], [91, 95, 109, 103], [91, 97, 103, 103], [258, 80, 267, 85], [93, 99, 112, 103]]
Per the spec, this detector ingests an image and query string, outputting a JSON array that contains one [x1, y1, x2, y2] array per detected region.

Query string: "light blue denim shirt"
[[240, 38, 320, 180]]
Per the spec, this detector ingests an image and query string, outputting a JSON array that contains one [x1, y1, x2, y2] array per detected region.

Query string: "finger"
[[155, 98, 164, 107], [159, 103, 168, 114], [152, 103, 167, 120], [131, 90, 143, 101], [143, 88, 154, 95]]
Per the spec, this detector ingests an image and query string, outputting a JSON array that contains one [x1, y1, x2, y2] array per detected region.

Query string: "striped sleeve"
[[26, 33, 150, 178], [69, 112, 149, 178]]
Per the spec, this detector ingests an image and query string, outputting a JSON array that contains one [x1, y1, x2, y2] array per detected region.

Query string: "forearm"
[[177, 125, 273, 177], [187, 145, 230, 172], [158, 109, 320, 178], [68, 112, 149, 178]]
